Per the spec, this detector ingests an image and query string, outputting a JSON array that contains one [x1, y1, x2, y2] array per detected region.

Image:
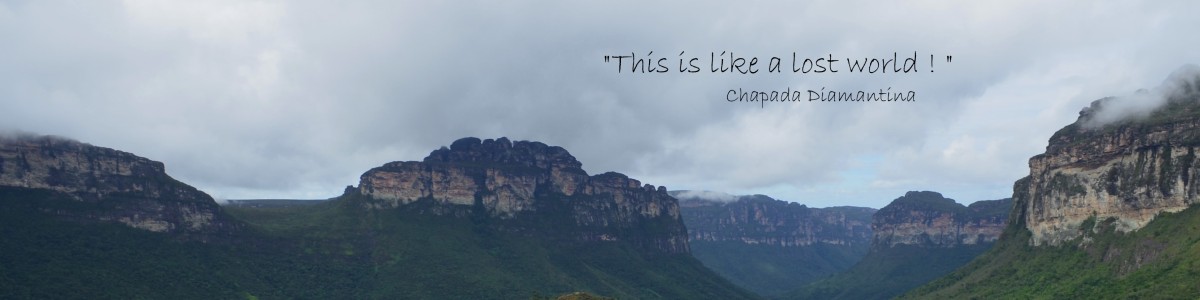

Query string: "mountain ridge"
[[355, 137, 689, 254], [0, 135, 756, 299], [787, 191, 1010, 300], [906, 65, 1200, 298], [0, 134, 240, 236], [673, 191, 874, 296]]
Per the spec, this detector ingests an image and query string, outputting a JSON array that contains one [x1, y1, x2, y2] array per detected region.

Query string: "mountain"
[[789, 191, 1010, 300], [0, 134, 241, 236], [872, 191, 1010, 248], [355, 137, 688, 254], [673, 191, 875, 296], [905, 66, 1200, 298], [0, 135, 756, 299]]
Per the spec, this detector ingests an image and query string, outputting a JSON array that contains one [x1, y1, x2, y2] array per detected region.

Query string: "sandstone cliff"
[[1018, 66, 1200, 246], [872, 191, 1010, 248], [352, 137, 688, 254], [673, 191, 875, 296], [675, 192, 874, 247], [0, 134, 238, 234], [781, 191, 1009, 300]]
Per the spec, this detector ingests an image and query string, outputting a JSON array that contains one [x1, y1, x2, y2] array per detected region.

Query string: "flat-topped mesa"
[[872, 191, 1010, 248], [675, 192, 875, 247], [1019, 66, 1200, 246], [358, 137, 591, 211], [354, 137, 687, 253], [0, 134, 238, 235], [423, 137, 583, 170]]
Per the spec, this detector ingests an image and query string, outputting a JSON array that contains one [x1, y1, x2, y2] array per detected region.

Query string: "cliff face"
[[676, 193, 874, 247], [872, 191, 1010, 248], [674, 191, 875, 296], [1019, 67, 1200, 246], [785, 192, 1010, 300], [0, 134, 237, 234], [354, 137, 688, 254]]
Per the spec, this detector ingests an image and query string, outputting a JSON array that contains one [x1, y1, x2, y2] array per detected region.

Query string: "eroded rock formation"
[[872, 191, 1010, 248], [353, 137, 688, 253], [676, 193, 874, 247], [1018, 66, 1200, 246], [0, 134, 237, 234]]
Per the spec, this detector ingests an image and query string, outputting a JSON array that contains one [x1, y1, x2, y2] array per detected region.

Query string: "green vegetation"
[[784, 244, 993, 300], [780, 193, 1010, 300], [535, 291, 614, 300], [873, 192, 1010, 227], [677, 193, 875, 296], [1053, 92, 1200, 150], [1048, 173, 1088, 197], [0, 188, 757, 299], [905, 205, 1200, 299], [890, 191, 967, 213], [967, 198, 1012, 218], [689, 241, 868, 297]]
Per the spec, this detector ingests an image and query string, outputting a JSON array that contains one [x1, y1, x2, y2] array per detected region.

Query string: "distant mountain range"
[[6, 66, 1199, 299], [0, 135, 754, 299], [787, 191, 1010, 300], [673, 191, 874, 296]]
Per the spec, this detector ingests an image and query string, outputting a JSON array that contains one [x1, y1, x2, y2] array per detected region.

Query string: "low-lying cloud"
[[1083, 64, 1200, 128], [672, 190, 739, 203]]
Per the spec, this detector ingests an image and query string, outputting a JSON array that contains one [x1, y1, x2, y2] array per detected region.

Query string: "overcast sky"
[[2, 1, 1199, 208]]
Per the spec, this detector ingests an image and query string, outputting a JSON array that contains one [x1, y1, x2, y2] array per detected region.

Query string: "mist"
[[672, 190, 738, 203], [1083, 64, 1200, 128]]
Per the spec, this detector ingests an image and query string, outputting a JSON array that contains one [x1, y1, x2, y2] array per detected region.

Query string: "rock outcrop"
[[872, 191, 1010, 248], [353, 137, 688, 254], [676, 192, 874, 247], [1018, 66, 1200, 246], [0, 134, 238, 234], [674, 191, 876, 296]]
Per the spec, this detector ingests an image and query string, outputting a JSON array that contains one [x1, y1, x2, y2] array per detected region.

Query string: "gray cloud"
[[673, 190, 738, 203], [2, 1, 1199, 207], [1083, 64, 1200, 128]]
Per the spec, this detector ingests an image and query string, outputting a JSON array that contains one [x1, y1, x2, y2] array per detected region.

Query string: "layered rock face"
[[675, 192, 874, 247], [1019, 67, 1200, 246], [0, 134, 237, 234], [355, 137, 688, 253], [872, 191, 1010, 248]]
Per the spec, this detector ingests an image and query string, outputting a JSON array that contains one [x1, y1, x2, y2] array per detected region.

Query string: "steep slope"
[[789, 191, 1010, 300], [0, 134, 241, 235], [872, 191, 1009, 248], [674, 191, 874, 296], [905, 66, 1200, 298], [354, 137, 689, 254], [0, 135, 757, 299], [0, 135, 266, 299]]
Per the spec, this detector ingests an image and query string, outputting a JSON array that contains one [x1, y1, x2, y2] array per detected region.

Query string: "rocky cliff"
[[1018, 66, 1200, 246], [352, 137, 688, 254], [0, 134, 238, 234], [675, 192, 874, 247], [673, 191, 875, 296], [900, 67, 1200, 299], [872, 191, 1010, 248], [786, 191, 1010, 300]]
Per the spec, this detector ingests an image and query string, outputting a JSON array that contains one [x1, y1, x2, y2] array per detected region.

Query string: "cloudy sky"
[[2, 1, 1198, 208]]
